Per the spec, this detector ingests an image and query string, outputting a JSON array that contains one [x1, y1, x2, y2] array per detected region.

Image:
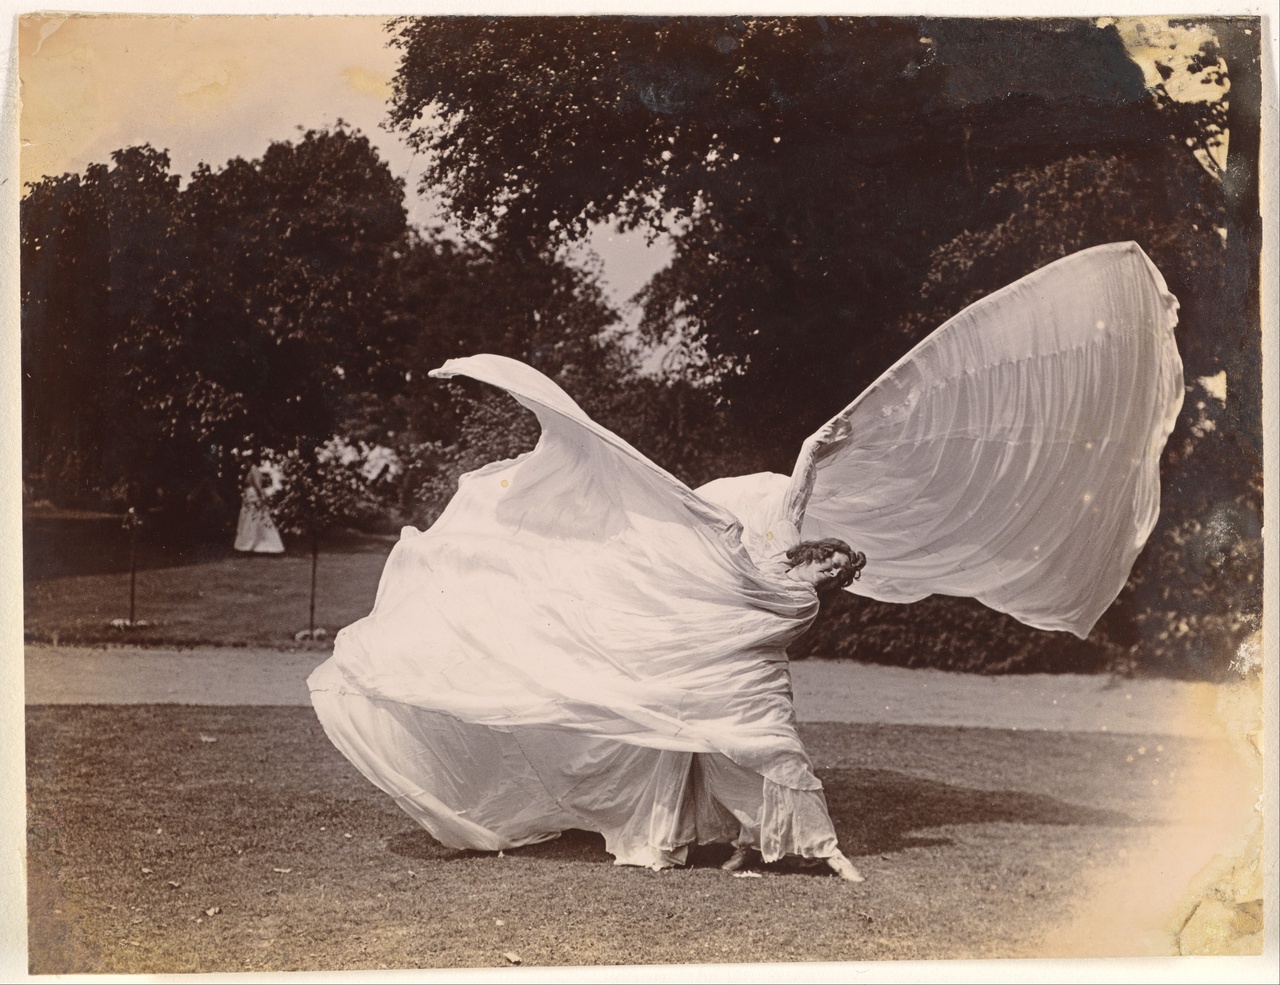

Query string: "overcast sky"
[[21, 17, 414, 210]]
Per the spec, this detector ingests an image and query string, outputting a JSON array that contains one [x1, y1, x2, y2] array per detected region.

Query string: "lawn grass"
[[22, 515, 1261, 972], [26, 706, 1211, 974], [23, 516, 393, 648]]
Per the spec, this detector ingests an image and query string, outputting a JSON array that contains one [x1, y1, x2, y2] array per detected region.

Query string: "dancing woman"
[[309, 242, 1183, 879]]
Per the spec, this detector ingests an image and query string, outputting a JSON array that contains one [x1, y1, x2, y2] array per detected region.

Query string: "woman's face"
[[791, 552, 851, 591]]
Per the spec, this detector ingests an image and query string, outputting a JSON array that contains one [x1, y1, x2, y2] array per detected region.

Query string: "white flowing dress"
[[309, 241, 1183, 867], [233, 481, 285, 554]]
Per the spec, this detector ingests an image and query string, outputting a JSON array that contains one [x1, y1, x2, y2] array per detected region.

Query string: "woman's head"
[[785, 538, 866, 592]]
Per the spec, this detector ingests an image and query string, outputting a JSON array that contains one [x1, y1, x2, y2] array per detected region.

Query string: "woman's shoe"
[[824, 851, 865, 883], [721, 846, 759, 872]]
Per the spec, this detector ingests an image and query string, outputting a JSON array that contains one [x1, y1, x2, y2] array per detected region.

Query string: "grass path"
[[25, 643, 1219, 738]]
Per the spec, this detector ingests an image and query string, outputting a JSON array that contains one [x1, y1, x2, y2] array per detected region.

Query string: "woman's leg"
[[697, 754, 863, 880], [720, 845, 760, 871], [823, 851, 864, 882]]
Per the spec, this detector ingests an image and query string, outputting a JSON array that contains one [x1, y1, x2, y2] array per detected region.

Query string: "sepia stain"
[[178, 63, 241, 114], [28, 15, 66, 57], [1040, 628, 1264, 957], [18, 15, 106, 182], [1168, 639, 1265, 957], [342, 65, 391, 100]]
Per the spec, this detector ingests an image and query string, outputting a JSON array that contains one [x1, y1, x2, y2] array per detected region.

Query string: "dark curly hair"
[[785, 538, 867, 591]]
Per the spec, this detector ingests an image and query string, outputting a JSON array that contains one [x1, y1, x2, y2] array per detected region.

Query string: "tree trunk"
[[128, 519, 137, 625], [309, 534, 319, 635], [1218, 21, 1263, 446]]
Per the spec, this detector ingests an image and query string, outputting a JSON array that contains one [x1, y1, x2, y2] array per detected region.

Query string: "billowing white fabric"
[[698, 241, 1183, 637], [310, 241, 1182, 866], [310, 353, 841, 866]]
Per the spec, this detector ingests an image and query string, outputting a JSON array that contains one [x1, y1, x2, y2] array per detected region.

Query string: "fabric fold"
[[698, 242, 1183, 637], [310, 241, 1182, 866], [311, 352, 836, 861]]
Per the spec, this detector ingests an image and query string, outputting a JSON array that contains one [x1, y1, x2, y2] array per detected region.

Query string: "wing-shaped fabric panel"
[[809, 242, 1182, 636]]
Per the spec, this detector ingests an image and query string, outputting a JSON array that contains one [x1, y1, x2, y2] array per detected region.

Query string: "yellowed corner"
[[1044, 632, 1265, 957]]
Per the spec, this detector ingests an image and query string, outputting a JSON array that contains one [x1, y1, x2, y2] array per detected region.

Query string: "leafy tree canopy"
[[137, 125, 411, 456], [386, 15, 1255, 466], [20, 125, 637, 527]]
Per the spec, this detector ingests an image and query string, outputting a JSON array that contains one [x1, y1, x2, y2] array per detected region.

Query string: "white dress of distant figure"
[[234, 464, 285, 554]]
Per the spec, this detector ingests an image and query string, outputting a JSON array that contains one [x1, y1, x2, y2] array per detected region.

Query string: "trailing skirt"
[[309, 242, 1184, 868], [309, 354, 840, 866]]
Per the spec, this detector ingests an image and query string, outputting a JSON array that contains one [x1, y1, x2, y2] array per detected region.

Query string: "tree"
[[387, 236, 627, 444], [268, 441, 385, 638], [21, 146, 181, 505], [386, 15, 1262, 678], [798, 150, 1261, 678], [20, 124, 650, 538], [371, 233, 659, 525], [128, 126, 412, 490], [22, 125, 415, 522], [386, 16, 1238, 464]]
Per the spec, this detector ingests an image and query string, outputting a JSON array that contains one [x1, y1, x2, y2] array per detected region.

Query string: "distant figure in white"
[[233, 464, 285, 555], [310, 243, 1183, 881]]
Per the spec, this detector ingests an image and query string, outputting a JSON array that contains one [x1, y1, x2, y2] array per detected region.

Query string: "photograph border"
[[3, 2, 1276, 982]]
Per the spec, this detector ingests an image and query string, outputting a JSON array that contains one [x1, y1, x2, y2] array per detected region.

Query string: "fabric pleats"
[[698, 241, 1183, 638], [310, 241, 1182, 866]]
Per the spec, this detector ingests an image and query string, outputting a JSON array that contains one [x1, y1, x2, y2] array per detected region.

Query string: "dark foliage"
[[21, 127, 412, 520], [385, 16, 1258, 464], [386, 15, 1262, 677], [20, 16, 1262, 678], [22, 146, 182, 507]]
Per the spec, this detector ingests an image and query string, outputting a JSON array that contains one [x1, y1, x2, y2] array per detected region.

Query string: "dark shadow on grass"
[[387, 827, 617, 865], [24, 515, 395, 581], [386, 765, 1139, 874], [819, 766, 1138, 858], [386, 829, 859, 878]]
